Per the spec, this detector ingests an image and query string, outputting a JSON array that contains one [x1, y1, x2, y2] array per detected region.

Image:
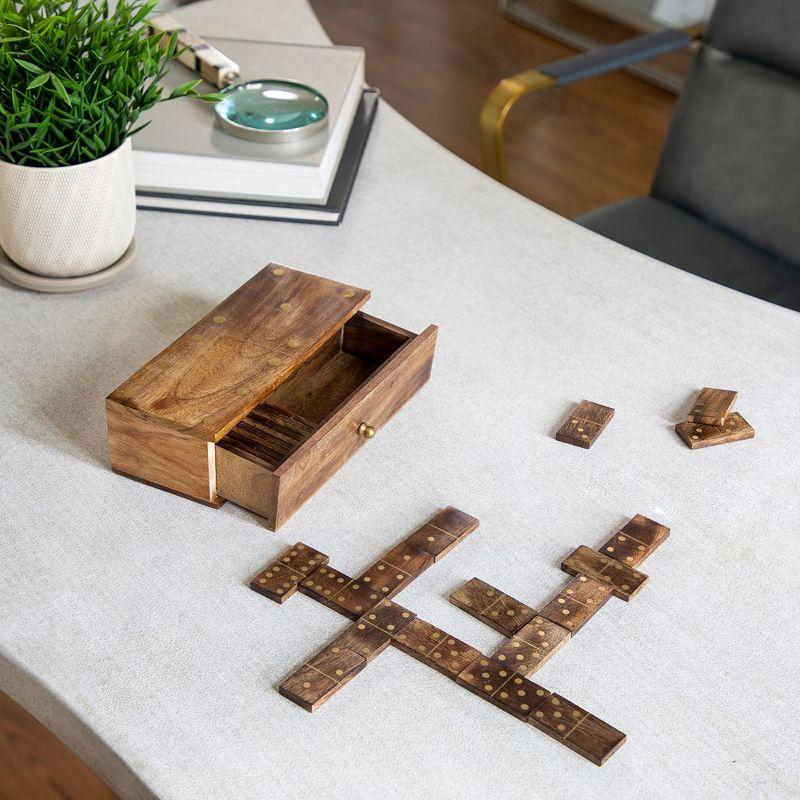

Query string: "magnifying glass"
[[148, 14, 329, 143]]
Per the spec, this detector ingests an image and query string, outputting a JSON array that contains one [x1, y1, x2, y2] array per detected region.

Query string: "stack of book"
[[133, 39, 377, 224]]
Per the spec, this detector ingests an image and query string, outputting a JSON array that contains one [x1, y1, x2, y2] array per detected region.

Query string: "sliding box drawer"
[[216, 313, 437, 529]]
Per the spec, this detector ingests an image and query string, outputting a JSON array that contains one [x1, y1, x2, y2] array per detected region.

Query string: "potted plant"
[[0, 0, 214, 281]]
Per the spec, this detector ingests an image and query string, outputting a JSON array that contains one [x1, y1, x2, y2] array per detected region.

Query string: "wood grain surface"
[[310, 0, 677, 218], [600, 513, 670, 568], [108, 265, 369, 442], [675, 412, 755, 449], [106, 399, 218, 504], [0, 690, 117, 800], [449, 577, 536, 637], [555, 399, 615, 449], [687, 387, 737, 426], [270, 324, 437, 529]]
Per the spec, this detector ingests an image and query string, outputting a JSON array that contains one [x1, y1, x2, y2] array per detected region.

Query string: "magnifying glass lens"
[[215, 79, 328, 140]]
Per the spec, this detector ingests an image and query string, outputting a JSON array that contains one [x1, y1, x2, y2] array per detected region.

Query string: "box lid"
[[107, 265, 369, 442]]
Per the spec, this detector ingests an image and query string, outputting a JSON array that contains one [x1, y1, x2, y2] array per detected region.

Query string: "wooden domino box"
[[106, 265, 437, 529]]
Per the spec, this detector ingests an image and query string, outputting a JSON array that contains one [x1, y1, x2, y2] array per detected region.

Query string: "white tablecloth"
[[2, 1, 799, 797]]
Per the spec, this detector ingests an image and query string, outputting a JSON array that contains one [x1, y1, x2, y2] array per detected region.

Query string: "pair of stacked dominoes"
[[674, 387, 755, 449]]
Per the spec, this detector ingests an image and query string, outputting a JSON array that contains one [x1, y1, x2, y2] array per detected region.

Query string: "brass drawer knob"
[[357, 422, 376, 439]]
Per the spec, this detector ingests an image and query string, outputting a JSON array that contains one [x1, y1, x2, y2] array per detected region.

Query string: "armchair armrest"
[[480, 27, 703, 182]]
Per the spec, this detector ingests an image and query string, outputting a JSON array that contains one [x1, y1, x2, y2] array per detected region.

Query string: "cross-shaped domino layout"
[[249, 509, 669, 766]]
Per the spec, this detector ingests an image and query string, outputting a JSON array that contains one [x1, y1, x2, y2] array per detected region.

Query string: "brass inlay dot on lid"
[[536, 689, 545, 696], [387, 624, 395, 631], [236, 387, 248, 396], [557, 598, 565, 604], [287, 337, 301, 348], [279, 302, 292, 311], [434, 652, 442, 659], [450, 650, 458, 657], [517, 690, 525, 697], [553, 711, 562, 718], [402, 612, 410, 618], [481, 671, 490, 678], [625, 556, 634, 563], [335, 669, 343, 676], [691, 435, 699, 440], [557, 723, 566, 732], [479, 659, 488, 666], [499, 670, 508, 677], [427, 536, 434, 542], [212, 315, 226, 323], [579, 577, 587, 582], [572, 710, 581, 718], [516, 654, 524, 661], [566, 589, 574, 595], [484, 684, 493, 692], [535, 711, 544, 718], [277, 588, 284, 594], [272, 267, 285, 276], [258, 578, 266, 584], [498, 654, 506, 661], [342, 289, 355, 298], [577, 427, 584, 432], [606, 546, 614, 553], [158, 361, 171, 371], [696, 427, 703, 433], [521, 704, 530, 711], [357, 624, 366, 630], [638, 544, 645, 551], [622, 584, 630, 591], [189, 333, 203, 341], [500, 691, 508, 699], [302, 682, 311, 688], [332, 647, 340, 653], [513, 677, 522, 684], [561, 609, 569, 615], [618, 535, 626, 542], [507, 609, 515, 616]]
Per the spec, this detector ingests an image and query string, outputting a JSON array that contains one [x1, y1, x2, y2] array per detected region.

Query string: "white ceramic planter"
[[0, 138, 135, 277]]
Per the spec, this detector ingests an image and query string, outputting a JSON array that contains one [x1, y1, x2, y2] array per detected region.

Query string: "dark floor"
[[0, 2, 680, 797]]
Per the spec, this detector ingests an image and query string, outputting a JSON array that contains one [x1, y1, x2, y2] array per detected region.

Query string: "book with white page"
[[133, 38, 365, 206]]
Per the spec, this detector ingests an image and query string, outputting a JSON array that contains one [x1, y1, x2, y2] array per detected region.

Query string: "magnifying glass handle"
[[147, 13, 240, 89]]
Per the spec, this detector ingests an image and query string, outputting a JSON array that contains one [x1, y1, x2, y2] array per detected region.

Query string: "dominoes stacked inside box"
[[675, 387, 754, 449]]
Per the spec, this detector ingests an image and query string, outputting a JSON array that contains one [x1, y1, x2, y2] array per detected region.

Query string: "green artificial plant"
[[0, 0, 216, 167]]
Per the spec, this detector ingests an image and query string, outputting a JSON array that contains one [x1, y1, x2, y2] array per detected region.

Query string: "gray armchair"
[[481, 0, 800, 311]]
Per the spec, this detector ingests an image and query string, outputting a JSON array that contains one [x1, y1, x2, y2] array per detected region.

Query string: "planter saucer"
[[0, 238, 138, 293]]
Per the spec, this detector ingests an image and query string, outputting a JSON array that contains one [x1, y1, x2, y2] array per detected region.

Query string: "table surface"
[[2, 1, 800, 798]]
